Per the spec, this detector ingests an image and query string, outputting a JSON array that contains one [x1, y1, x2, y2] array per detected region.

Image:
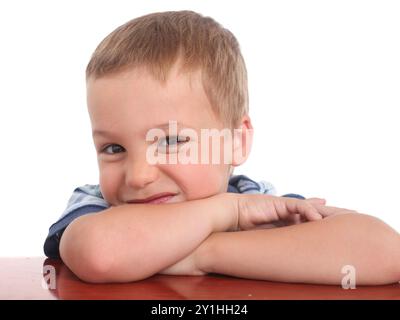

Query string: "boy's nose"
[[125, 157, 159, 189]]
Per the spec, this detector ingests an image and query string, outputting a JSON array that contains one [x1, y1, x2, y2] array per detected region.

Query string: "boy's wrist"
[[209, 192, 238, 233]]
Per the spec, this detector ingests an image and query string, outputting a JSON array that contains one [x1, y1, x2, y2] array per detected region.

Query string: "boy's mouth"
[[126, 192, 177, 204]]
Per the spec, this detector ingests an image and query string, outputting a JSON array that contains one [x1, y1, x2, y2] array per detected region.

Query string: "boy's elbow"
[[59, 215, 114, 283], [392, 229, 400, 282], [354, 213, 400, 283]]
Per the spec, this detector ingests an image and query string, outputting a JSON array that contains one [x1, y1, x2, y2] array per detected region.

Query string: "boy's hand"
[[234, 196, 358, 230], [232, 194, 350, 231]]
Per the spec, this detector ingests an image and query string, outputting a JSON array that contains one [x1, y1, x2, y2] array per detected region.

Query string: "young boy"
[[44, 10, 400, 285]]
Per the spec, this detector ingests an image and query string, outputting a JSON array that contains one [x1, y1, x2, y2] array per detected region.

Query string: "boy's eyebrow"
[[92, 122, 196, 138]]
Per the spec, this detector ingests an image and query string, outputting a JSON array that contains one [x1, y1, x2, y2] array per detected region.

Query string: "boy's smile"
[[86, 62, 250, 206]]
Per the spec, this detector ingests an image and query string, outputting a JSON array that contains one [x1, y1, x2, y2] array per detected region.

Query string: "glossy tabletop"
[[0, 257, 399, 300]]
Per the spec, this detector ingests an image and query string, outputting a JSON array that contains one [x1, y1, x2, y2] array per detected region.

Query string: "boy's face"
[[87, 64, 250, 206]]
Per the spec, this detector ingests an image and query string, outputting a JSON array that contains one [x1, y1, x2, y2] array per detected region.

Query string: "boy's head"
[[86, 10, 253, 206]]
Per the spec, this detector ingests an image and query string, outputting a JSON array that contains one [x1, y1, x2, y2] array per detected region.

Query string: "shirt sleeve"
[[258, 179, 305, 199], [228, 174, 305, 199], [43, 184, 110, 259], [280, 193, 306, 200]]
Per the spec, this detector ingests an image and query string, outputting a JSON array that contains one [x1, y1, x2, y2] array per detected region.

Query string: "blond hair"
[[86, 10, 249, 128]]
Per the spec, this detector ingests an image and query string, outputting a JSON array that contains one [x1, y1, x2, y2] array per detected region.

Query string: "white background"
[[0, 0, 399, 256]]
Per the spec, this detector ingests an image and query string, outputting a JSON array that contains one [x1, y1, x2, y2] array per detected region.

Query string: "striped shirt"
[[43, 174, 305, 258]]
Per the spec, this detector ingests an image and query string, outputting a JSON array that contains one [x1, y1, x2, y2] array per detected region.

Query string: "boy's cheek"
[[166, 163, 229, 199], [99, 177, 121, 205]]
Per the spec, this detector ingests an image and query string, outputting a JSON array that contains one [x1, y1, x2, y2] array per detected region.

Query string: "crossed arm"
[[161, 213, 400, 285], [60, 195, 400, 285]]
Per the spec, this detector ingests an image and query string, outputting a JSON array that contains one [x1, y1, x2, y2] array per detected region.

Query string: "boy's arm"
[[199, 213, 400, 285], [59, 193, 237, 283]]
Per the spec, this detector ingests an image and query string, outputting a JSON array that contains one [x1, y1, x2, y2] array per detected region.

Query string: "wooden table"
[[1, 257, 399, 300]]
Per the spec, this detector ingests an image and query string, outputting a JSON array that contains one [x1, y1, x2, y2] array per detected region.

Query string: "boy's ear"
[[232, 115, 253, 167]]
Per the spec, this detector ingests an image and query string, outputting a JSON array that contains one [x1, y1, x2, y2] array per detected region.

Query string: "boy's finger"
[[303, 202, 324, 221], [285, 198, 322, 221]]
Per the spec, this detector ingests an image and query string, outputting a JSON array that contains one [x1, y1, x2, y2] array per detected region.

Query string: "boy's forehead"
[[87, 67, 224, 134]]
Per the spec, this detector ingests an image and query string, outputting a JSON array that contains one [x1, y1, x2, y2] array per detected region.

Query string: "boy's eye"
[[100, 136, 189, 155], [158, 136, 190, 153], [102, 144, 125, 154]]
